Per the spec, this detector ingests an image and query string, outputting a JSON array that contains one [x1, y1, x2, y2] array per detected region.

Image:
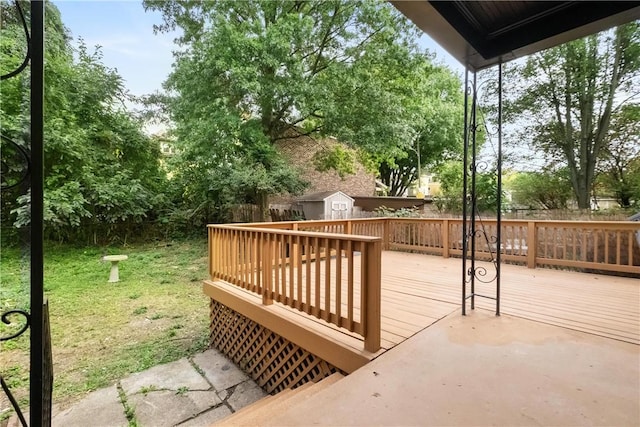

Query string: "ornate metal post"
[[461, 68, 469, 315], [0, 1, 49, 425], [461, 64, 503, 317], [31, 1, 47, 424]]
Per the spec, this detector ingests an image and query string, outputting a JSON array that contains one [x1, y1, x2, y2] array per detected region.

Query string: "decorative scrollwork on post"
[[0, 310, 31, 426], [0, 0, 30, 82], [1, 136, 31, 191], [1, 309, 31, 341], [461, 65, 504, 316]]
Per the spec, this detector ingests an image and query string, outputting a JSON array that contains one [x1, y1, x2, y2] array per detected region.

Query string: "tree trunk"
[[256, 191, 269, 222]]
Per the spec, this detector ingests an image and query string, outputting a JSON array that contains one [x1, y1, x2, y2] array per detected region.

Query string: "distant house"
[[269, 130, 375, 208]]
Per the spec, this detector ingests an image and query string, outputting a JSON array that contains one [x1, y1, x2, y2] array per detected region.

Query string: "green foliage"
[[373, 206, 421, 218], [313, 145, 357, 179], [377, 59, 465, 196], [507, 170, 573, 210], [1, 2, 168, 243], [144, 0, 426, 215], [434, 161, 500, 214], [505, 22, 640, 209], [597, 104, 640, 208]]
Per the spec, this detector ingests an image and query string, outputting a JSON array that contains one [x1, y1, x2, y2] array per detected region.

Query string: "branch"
[[310, 3, 340, 76], [271, 125, 324, 142]]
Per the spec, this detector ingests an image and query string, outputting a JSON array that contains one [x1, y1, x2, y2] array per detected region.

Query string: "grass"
[[0, 238, 211, 416]]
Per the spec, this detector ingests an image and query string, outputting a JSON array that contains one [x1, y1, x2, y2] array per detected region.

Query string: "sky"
[[54, 1, 466, 101]]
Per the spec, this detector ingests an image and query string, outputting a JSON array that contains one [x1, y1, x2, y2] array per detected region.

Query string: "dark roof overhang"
[[392, 1, 640, 71]]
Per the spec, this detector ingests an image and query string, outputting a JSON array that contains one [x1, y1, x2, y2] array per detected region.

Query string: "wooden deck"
[[380, 251, 639, 346], [206, 251, 639, 371]]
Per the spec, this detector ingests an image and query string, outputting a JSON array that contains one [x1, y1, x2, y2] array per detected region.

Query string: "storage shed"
[[297, 191, 354, 220]]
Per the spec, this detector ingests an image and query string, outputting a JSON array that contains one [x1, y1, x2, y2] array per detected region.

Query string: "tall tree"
[[144, 0, 422, 217], [507, 22, 640, 209], [377, 60, 464, 196], [597, 104, 640, 208], [1, 1, 167, 242]]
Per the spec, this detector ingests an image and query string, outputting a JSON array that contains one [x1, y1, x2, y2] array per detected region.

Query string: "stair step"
[[272, 373, 344, 413], [215, 373, 344, 426], [215, 385, 301, 426]]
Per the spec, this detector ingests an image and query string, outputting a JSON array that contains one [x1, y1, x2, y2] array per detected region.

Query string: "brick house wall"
[[269, 133, 375, 206]]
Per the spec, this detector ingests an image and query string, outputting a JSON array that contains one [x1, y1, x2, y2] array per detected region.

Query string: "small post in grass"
[[103, 255, 128, 283]]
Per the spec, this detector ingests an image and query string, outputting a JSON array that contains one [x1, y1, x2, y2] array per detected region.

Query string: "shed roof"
[[392, 1, 640, 71], [297, 191, 355, 202]]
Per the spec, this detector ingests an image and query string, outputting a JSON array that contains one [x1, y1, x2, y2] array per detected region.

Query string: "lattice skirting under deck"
[[208, 299, 342, 394]]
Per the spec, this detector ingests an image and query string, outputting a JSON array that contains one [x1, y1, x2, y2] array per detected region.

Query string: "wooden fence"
[[208, 225, 382, 352]]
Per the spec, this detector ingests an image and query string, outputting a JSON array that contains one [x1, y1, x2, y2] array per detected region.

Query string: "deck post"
[[363, 240, 382, 352], [382, 219, 390, 251], [442, 219, 450, 258], [346, 219, 353, 235], [262, 234, 273, 305], [527, 221, 537, 269]]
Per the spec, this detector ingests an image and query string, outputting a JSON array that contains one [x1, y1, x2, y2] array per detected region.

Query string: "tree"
[[144, 0, 423, 217], [507, 170, 573, 210], [1, 2, 167, 242], [597, 104, 640, 208], [434, 161, 499, 214], [507, 22, 640, 209], [377, 61, 464, 196]]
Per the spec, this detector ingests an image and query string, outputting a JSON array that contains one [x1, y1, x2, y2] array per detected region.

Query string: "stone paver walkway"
[[51, 348, 266, 427]]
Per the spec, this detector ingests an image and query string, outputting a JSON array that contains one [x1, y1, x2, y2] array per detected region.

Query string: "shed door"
[[331, 201, 348, 219]]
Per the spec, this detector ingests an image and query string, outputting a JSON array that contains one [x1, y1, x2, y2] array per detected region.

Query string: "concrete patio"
[[49, 348, 266, 427], [266, 308, 640, 426]]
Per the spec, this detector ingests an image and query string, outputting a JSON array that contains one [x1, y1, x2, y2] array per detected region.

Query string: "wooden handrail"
[[207, 217, 638, 355], [210, 218, 640, 274], [208, 224, 382, 352]]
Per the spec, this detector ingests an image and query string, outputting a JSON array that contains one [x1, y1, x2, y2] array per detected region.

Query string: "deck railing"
[[248, 218, 640, 275], [208, 224, 382, 352], [207, 217, 639, 354]]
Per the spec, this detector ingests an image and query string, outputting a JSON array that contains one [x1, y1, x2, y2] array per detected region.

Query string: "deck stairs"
[[214, 372, 344, 426]]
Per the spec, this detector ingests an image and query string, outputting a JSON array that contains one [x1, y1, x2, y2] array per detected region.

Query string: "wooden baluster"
[[324, 238, 331, 321], [562, 226, 567, 262], [314, 237, 321, 317], [383, 219, 390, 250], [604, 229, 610, 266], [295, 235, 302, 309], [288, 234, 294, 306], [222, 229, 228, 280], [335, 239, 342, 327], [272, 234, 280, 300], [262, 233, 273, 305], [305, 236, 312, 314], [627, 230, 633, 267], [248, 232, 254, 292], [443, 219, 450, 258], [256, 232, 262, 292], [347, 240, 354, 331], [280, 234, 287, 303]]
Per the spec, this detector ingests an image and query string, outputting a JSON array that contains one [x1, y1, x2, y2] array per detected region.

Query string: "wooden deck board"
[[379, 252, 639, 345], [209, 252, 638, 365]]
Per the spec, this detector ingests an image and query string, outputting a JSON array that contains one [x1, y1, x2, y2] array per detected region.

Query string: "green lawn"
[[0, 238, 211, 414]]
